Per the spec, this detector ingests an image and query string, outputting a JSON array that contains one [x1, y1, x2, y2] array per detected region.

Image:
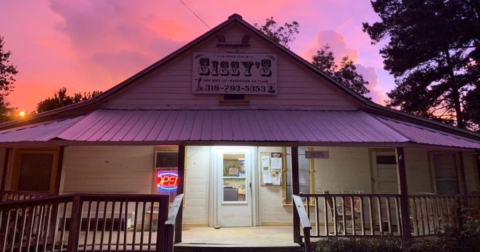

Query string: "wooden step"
[[174, 244, 303, 252]]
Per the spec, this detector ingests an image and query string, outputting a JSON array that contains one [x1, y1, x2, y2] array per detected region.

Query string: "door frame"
[[209, 146, 258, 227]]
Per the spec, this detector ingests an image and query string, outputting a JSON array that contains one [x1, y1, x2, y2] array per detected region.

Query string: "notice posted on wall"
[[260, 152, 283, 186], [261, 156, 270, 172], [270, 152, 282, 170]]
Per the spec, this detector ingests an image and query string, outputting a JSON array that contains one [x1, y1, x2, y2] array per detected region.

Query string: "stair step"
[[174, 244, 302, 252]]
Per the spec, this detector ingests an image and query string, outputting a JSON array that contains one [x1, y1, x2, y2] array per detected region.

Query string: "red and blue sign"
[[156, 171, 179, 190]]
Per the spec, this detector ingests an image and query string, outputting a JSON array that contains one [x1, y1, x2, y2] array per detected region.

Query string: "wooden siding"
[[62, 146, 154, 194], [104, 24, 360, 109], [313, 147, 372, 194], [184, 146, 210, 225], [404, 148, 433, 193], [258, 147, 292, 225]]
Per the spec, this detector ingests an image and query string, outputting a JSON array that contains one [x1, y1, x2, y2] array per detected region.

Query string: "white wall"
[[62, 146, 154, 194], [313, 147, 371, 194], [404, 148, 433, 193], [257, 146, 291, 225], [104, 25, 359, 110], [184, 146, 210, 225], [462, 152, 479, 193]]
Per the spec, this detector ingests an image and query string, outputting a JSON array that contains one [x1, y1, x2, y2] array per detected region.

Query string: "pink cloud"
[[302, 30, 359, 64]]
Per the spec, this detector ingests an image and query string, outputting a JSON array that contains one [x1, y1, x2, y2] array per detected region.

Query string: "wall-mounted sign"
[[156, 171, 179, 190], [305, 151, 329, 159], [192, 53, 277, 95]]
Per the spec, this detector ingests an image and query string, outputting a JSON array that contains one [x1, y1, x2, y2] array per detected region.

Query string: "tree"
[[254, 17, 299, 49], [0, 36, 17, 94], [311, 45, 370, 97], [36, 87, 102, 113], [363, 0, 480, 129], [0, 36, 18, 123]]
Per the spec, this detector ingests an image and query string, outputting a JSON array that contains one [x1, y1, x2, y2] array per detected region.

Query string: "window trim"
[[429, 151, 459, 194], [282, 146, 315, 205], [11, 148, 59, 193]]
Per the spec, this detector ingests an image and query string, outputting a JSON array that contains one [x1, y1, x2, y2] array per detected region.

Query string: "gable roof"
[[1, 14, 479, 143]]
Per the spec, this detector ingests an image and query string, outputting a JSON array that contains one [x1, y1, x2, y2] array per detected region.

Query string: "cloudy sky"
[[0, 0, 394, 113]]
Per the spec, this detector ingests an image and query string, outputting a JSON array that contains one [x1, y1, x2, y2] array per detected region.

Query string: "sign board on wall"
[[192, 53, 277, 95], [305, 151, 329, 159]]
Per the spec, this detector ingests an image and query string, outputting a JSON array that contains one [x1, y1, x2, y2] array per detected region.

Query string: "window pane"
[[18, 154, 54, 192]]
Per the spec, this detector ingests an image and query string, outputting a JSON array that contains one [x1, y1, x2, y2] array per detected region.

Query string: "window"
[[432, 153, 459, 194], [12, 149, 59, 193], [154, 146, 179, 203], [283, 146, 314, 204]]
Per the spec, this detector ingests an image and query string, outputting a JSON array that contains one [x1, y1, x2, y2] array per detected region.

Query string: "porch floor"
[[178, 226, 300, 247]]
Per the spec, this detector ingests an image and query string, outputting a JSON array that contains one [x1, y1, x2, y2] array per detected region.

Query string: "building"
[[1, 14, 480, 248]]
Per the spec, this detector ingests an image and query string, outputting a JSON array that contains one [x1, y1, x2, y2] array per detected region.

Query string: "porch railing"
[[0, 193, 174, 252], [1, 190, 54, 202], [296, 193, 480, 238], [293, 195, 312, 252]]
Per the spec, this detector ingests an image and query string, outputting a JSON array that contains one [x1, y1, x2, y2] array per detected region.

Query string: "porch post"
[[0, 148, 11, 201], [457, 152, 467, 194], [396, 147, 411, 237], [291, 146, 301, 243], [54, 146, 65, 195], [174, 144, 185, 243]]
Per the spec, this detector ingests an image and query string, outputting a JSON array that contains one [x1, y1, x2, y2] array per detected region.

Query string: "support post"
[[291, 146, 301, 243], [54, 146, 65, 195], [457, 152, 467, 194], [0, 148, 11, 201], [396, 147, 411, 237], [67, 195, 81, 252], [174, 145, 185, 243]]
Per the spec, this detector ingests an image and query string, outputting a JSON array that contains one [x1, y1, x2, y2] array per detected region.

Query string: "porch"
[[1, 191, 479, 252]]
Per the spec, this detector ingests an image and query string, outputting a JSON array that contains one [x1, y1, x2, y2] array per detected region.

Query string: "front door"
[[214, 147, 253, 227]]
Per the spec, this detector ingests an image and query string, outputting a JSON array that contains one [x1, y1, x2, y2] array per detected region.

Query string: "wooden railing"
[[298, 193, 403, 237], [293, 195, 312, 252], [0, 193, 172, 252], [1, 190, 54, 202], [296, 193, 480, 238], [164, 194, 184, 251], [409, 194, 480, 236]]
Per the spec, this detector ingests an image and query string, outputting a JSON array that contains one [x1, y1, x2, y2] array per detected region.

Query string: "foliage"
[[363, 0, 480, 129], [36, 87, 102, 113], [0, 36, 18, 123], [314, 206, 480, 252], [254, 17, 299, 49], [0, 36, 17, 94], [0, 95, 15, 122], [311, 45, 370, 98]]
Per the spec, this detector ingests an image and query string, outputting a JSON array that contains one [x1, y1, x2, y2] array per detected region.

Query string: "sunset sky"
[[0, 0, 394, 113]]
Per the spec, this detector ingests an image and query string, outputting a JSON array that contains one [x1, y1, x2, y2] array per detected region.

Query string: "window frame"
[[11, 148, 59, 193], [282, 146, 315, 205]]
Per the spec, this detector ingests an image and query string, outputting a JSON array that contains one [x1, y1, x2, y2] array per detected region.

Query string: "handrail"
[[293, 195, 312, 252], [164, 194, 184, 252], [0, 190, 54, 202]]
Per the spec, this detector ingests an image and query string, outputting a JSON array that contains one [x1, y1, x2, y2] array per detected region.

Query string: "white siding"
[[104, 25, 359, 110], [257, 147, 291, 225], [404, 148, 433, 193], [463, 152, 479, 193], [313, 147, 371, 194], [184, 146, 210, 225], [62, 146, 154, 194]]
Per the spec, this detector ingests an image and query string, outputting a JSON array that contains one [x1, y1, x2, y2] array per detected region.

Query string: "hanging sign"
[[192, 53, 277, 95], [305, 151, 329, 159]]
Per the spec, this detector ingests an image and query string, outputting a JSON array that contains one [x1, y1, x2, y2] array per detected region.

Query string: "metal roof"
[[53, 109, 407, 143], [377, 116, 480, 149], [1, 109, 479, 149], [0, 116, 83, 143]]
